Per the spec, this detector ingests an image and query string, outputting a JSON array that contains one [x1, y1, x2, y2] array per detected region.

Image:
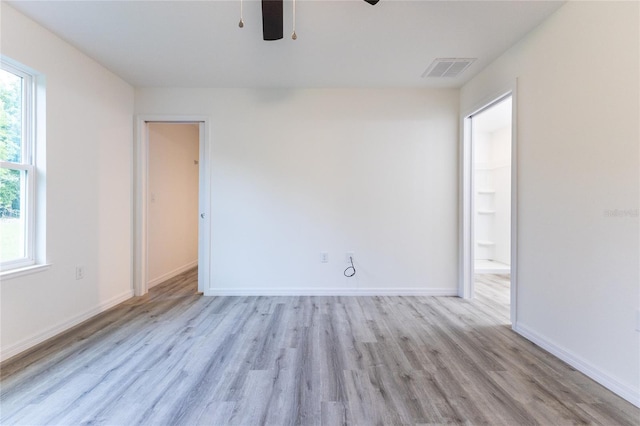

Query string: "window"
[[0, 60, 39, 272]]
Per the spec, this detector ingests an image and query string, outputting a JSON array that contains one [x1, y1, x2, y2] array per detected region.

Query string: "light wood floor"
[[1, 270, 638, 425]]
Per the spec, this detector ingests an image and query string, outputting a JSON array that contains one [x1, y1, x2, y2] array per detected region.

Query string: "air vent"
[[422, 58, 476, 78]]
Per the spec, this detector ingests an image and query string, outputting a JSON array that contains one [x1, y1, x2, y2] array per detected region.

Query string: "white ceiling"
[[7, 0, 564, 88]]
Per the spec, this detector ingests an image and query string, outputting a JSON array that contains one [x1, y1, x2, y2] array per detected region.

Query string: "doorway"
[[134, 116, 211, 296], [147, 123, 199, 289], [461, 93, 516, 325], [473, 97, 512, 274]]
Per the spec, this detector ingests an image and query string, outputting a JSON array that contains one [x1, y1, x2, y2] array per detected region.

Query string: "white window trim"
[[0, 59, 42, 274], [0, 263, 51, 280]]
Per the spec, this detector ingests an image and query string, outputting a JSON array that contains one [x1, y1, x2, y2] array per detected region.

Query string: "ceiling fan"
[[257, 0, 380, 41]]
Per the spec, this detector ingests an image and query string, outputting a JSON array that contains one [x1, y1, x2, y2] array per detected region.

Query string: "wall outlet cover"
[[75, 266, 85, 280]]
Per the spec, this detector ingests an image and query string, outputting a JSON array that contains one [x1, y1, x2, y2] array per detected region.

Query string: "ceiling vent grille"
[[422, 58, 476, 78]]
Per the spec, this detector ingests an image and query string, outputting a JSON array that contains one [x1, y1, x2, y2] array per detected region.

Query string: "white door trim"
[[134, 115, 211, 296], [459, 81, 518, 326]]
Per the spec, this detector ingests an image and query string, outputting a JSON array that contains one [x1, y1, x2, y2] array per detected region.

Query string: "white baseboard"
[[147, 260, 198, 288], [204, 287, 458, 296], [0, 289, 134, 363], [514, 322, 640, 408]]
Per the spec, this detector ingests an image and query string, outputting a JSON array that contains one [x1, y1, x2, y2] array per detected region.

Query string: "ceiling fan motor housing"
[[262, 0, 283, 40]]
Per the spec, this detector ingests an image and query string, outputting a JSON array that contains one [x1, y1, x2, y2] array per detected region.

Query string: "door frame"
[[134, 115, 211, 296], [459, 84, 518, 326]]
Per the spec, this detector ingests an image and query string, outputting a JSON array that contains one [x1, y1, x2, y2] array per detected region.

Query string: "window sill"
[[0, 263, 51, 281]]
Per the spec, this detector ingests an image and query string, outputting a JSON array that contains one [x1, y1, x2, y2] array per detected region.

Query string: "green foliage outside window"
[[0, 70, 22, 218]]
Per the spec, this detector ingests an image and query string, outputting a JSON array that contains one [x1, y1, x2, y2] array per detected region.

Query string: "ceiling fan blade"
[[262, 0, 283, 40], [364, 0, 380, 4]]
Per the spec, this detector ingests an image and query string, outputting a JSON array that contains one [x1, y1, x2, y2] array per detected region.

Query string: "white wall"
[[0, 4, 134, 360], [473, 131, 495, 260], [474, 126, 511, 265], [491, 127, 511, 265], [148, 123, 199, 286], [136, 88, 459, 295], [461, 1, 639, 405]]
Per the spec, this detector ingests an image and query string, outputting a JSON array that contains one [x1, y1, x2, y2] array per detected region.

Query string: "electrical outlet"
[[346, 252, 355, 262], [320, 252, 329, 263], [75, 265, 85, 280]]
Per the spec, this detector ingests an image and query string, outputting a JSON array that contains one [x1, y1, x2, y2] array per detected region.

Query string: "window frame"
[[1, 60, 37, 272]]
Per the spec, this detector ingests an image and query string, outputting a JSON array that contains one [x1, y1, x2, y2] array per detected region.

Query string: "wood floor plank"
[[318, 312, 349, 403], [1, 270, 638, 425], [320, 401, 349, 426], [195, 401, 237, 426]]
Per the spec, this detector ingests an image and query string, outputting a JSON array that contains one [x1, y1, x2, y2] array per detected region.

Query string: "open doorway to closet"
[[147, 123, 199, 289], [134, 116, 210, 297], [471, 96, 512, 323], [461, 93, 515, 325]]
